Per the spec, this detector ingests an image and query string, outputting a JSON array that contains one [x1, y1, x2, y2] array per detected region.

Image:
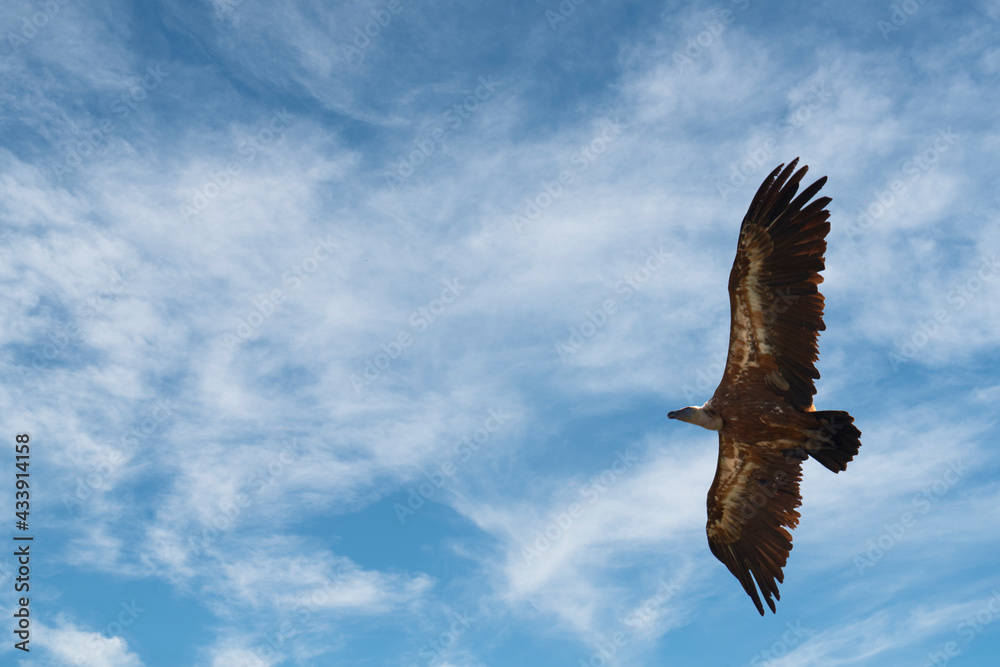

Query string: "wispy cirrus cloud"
[[2, 1, 999, 665]]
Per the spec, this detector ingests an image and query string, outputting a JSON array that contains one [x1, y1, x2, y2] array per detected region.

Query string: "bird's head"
[[668, 405, 723, 431]]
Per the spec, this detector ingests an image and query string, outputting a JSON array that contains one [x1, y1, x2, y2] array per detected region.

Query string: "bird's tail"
[[793, 411, 862, 473]]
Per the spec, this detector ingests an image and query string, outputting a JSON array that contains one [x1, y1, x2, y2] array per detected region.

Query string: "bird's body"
[[669, 159, 862, 615]]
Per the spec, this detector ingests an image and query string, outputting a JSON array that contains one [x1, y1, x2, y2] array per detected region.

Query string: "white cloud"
[[200, 537, 433, 617], [34, 616, 144, 667], [200, 636, 283, 667], [3, 2, 999, 665], [450, 438, 707, 638]]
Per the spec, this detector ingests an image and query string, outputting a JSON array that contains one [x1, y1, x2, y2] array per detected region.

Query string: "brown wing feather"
[[720, 159, 831, 410], [706, 434, 803, 614]]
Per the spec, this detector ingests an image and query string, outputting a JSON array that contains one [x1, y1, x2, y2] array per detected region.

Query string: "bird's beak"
[[668, 408, 693, 420]]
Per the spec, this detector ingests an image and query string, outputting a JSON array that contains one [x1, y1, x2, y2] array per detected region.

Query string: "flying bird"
[[668, 159, 862, 615]]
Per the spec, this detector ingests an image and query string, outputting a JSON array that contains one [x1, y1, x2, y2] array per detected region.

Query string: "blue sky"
[[1, 0, 999, 665]]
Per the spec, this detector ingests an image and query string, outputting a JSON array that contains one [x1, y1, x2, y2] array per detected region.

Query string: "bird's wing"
[[706, 433, 804, 614], [720, 159, 831, 411]]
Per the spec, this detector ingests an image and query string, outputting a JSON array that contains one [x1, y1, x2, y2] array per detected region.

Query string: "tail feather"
[[797, 410, 862, 473]]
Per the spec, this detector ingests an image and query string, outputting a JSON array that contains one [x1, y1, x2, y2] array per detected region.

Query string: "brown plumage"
[[668, 159, 862, 615]]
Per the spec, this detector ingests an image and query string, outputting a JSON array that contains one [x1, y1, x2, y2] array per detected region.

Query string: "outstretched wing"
[[720, 159, 831, 411], [707, 434, 804, 614]]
